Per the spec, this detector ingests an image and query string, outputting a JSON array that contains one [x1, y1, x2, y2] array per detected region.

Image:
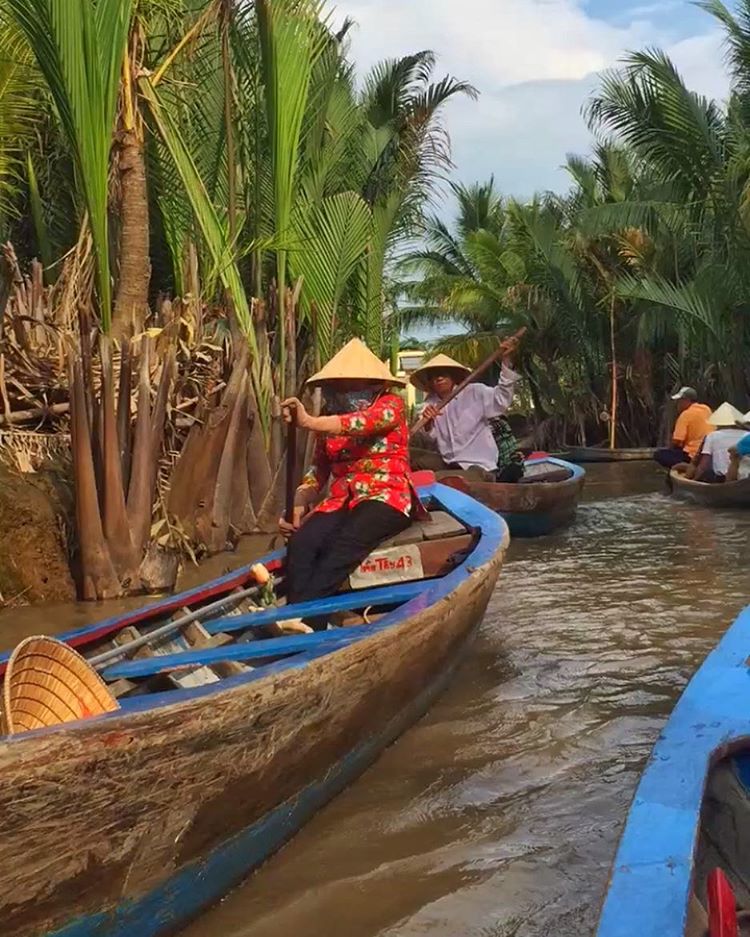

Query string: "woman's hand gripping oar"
[[410, 327, 527, 435], [279, 399, 318, 537], [280, 400, 302, 536]]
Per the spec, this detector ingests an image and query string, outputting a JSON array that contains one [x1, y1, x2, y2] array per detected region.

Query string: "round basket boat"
[[1, 636, 119, 736]]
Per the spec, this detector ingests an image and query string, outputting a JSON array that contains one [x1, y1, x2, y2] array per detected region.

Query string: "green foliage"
[[0, 0, 474, 395]]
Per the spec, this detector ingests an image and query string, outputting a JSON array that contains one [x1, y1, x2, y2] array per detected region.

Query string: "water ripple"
[[183, 466, 750, 937]]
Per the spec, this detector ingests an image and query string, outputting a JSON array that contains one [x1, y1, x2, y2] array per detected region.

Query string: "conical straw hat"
[[410, 353, 471, 392], [708, 402, 745, 428], [2, 636, 119, 736], [306, 338, 405, 387]]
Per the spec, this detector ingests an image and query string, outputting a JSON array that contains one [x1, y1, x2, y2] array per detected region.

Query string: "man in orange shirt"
[[654, 387, 712, 468]]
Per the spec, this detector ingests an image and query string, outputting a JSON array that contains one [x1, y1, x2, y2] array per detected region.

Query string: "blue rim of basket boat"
[[597, 602, 750, 937], [523, 455, 586, 481], [1, 481, 507, 734]]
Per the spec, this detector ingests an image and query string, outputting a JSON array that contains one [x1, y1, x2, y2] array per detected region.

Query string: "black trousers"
[[285, 501, 412, 630], [654, 447, 690, 468]]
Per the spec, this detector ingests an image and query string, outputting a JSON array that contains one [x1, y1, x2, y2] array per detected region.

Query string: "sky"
[[332, 0, 733, 203]]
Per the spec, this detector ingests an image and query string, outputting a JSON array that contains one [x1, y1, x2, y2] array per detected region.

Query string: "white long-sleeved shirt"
[[424, 364, 520, 471]]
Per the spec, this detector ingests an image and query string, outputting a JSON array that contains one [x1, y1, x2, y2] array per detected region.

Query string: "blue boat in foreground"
[[0, 479, 508, 937], [598, 603, 750, 937]]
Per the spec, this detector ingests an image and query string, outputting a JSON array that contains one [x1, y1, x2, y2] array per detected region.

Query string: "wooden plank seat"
[[379, 511, 466, 547], [104, 628, 361, 682], [348, 511, 471, 590], [202, 580, 427, 637], [114, 619, 242, 691], [103, 516, 474, 692]]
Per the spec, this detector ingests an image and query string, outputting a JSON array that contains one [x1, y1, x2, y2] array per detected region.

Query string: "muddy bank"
[[0, 464, 75, 606], [0, 530, 278, 648]]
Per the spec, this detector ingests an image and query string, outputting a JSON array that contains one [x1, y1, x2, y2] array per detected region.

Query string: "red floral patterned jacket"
[[300, 393, 416, 516]]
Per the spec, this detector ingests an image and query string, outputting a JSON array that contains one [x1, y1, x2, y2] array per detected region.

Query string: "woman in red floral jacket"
[[279, 339, 417, 629]]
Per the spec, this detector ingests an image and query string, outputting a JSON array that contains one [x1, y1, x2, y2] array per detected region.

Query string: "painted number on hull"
[[349, 545, 424, 589]]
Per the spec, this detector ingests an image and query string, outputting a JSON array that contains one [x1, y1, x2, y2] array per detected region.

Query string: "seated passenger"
[[489, 415, 525, 483], [279, 339, 417, 631], [728, 419, 750, 483], [694, 403, 747, 483], [409, 333, 522, 480], [654, 387, 712, 469]]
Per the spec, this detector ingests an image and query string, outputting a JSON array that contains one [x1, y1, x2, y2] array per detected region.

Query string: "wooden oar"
[[410, 327, 527, 435], [285, 413, 297, 525]]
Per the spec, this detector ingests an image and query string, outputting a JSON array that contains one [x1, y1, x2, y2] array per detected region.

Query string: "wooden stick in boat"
[[285, 418, 297, 525], [88, 578, 279, 669], [410, 327, 527, 436]]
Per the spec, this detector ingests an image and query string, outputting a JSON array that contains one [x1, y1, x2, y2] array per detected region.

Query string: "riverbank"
[[0, 463, 75, 606], [0, 531, 277, 649]]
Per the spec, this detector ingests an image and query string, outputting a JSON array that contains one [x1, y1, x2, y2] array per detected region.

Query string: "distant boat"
[[0, 478, 509, 937], [438, 456, 585, 537], [564, 445, 656, 463], [669, 468, 750, 507], [597, 603, 750, 937]]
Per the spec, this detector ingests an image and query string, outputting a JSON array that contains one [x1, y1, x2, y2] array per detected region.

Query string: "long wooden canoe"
[[597, 603, 750, 937], [439, 457, 585, 537], [0, 479, 509, 937], [669, 469, 750, 507], [564, 445, 656, 463]]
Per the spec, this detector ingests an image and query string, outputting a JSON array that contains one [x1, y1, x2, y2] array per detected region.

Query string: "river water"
[[178, 462, 750, 937]]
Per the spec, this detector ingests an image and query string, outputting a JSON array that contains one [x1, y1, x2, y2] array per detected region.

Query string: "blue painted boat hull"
[[0, 483, 509, 937], [52, 629, 472, 937], [597, 604, 750, 937]]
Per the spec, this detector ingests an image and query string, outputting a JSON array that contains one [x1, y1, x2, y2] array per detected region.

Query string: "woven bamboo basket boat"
[[439, 456, 585, 537], [669, 469, 750, 508], [563, 445, 656, 463], [0, 477, 508, 937]]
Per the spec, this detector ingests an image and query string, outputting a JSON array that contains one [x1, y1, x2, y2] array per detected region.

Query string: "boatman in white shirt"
[[409, 333, 522, 479], [694, 402, 747, 483], [728, 412, 750, 482]]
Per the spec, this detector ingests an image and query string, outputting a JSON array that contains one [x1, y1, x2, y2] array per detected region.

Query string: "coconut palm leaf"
[[0, 8, 41, 229], [291, 190, 372, 359], [256, 0, 327, 287], [5, 0, 133, 331]]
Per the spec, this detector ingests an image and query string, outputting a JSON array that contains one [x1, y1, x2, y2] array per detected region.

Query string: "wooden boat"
[[0, 477, 509, 937], [439, 457, 585, 537], [669, 469, 750, 508], [564, 445, 656, 463], [597, 603, 750, 937]]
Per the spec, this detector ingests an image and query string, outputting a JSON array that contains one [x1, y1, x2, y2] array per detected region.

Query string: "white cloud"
[[333, 0, 729, 200]]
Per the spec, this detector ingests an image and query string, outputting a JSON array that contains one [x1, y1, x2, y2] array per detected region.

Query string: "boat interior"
[[438, 458, 575, 487], [689, 750, 750, 936], [519, 459, 574, 484], [1, 500, 480, 732]]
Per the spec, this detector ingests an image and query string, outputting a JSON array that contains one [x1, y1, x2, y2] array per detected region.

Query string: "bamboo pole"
[[410, 328, 526, 435], [609, 294, 618, 450]]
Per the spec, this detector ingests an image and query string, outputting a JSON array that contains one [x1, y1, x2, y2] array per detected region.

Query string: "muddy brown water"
[[4, 464, 749, 936], [182, 463, 750, 937]]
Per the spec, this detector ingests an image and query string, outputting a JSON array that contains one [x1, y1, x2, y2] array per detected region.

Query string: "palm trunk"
[[126, 341, 174, 558], [100, 337, 140, 585], [112, 126, 151, 338], [117, 338, 133, 489], [69, 357, 121, 600], [113, 34, 150, 339]]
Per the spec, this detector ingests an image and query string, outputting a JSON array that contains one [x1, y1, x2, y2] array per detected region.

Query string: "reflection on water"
[[181, 463, 750, 937], [0, 533, 277, 650]]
